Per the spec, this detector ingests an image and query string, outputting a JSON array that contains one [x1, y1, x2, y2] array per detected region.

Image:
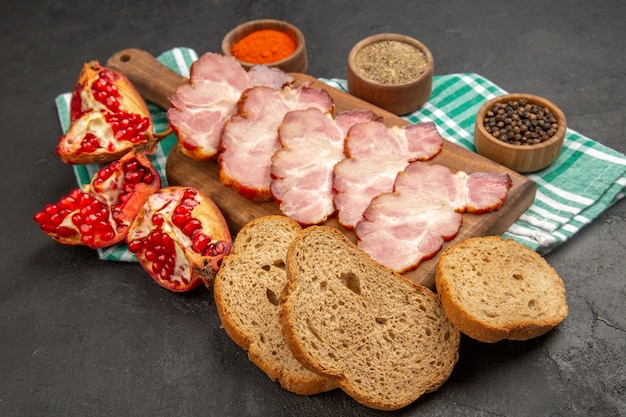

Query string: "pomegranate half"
[[56, 61, 156, 165], [34, 150, 161, 248], [127, 186, 232, 292]]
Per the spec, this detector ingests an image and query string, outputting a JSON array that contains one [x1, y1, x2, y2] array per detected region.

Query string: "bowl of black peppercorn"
[[474, 93, 567, 173]]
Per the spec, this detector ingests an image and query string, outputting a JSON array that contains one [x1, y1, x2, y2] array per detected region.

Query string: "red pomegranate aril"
[[106, 95, 119, 109], [127, 239, 143, 253], [78, 133, 102, 155], [145, 249, 157, 263], [151, 214, 164, 227], [56, 226, 77, 238], [182, 219, 202, 236], [70, 85, 84, 121], [171, 212, 190, 228], [192, 233, 210, 253], [142, 172, 155, 184], [124, 170, 142, 185], [161, 233, 174, 251]]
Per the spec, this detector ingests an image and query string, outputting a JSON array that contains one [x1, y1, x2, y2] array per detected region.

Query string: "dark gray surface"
[[1, 0, 625, 416]]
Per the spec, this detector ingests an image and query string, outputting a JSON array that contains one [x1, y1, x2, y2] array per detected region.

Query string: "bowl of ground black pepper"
[[222, 19, 307, 73], [347, 33, 434, 115], [474, 93, 567, 173]]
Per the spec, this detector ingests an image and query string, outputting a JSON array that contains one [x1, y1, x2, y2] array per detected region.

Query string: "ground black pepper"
[[482, 98, 559, 145], [354, 40, 427, 85]]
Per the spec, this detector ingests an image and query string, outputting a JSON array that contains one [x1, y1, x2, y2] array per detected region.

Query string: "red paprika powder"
[[231, 29, 297, 64]]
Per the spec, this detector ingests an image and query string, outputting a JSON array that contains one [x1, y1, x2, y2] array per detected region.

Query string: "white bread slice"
[[214, 216, 337, 395], [280, 226, 460, 411], [436, 236, 568, 343]]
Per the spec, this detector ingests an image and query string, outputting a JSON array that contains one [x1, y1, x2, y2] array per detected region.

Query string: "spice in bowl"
[[474, 93, 567, 173], [222, 19, 308, 73], [354, 40, 428, 85], [347, 33, 434, 115], [230, 29, 297, 65], [481, 98, 559, 146]]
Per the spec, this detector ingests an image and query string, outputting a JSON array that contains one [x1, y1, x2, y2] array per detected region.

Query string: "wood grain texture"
[[106, 49, 536, 289]]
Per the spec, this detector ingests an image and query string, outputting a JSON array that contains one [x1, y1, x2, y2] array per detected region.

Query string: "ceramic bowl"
[[221, 19, 307, 73], [474, 93, 567, 173], [347, 33, 434, 115]]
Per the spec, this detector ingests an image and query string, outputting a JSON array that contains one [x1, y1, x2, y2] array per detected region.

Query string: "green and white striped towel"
[[55, 47, 626, 261]]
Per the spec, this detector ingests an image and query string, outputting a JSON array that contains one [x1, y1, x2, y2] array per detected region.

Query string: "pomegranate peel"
[[127, 186, 232, 292], [56, 61, 159, 165], [34, 150, 161, 249]]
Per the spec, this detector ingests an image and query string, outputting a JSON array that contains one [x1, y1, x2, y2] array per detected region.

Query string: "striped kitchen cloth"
[[54, 47, 626, 261]]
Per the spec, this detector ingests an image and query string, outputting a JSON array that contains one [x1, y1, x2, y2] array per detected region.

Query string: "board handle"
[[106, 48, 186, 110]]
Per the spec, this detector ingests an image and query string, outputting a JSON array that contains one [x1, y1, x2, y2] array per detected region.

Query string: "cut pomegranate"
[[127, 186, 232, 292], [34, 150, 161, 248], [56, 61, 157, 165]]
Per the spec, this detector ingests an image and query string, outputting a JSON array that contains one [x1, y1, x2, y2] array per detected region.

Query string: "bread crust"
[[435, 236, 568, 343], [280, 226, 460, 410], [214, 216, 337, 395]]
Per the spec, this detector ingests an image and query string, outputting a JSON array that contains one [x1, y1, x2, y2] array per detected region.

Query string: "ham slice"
[[356, 162, 512, 273], [219, 85, 334, 201], [270, 108, 381, 225], [167, 52, 293, 161], [333, 121, 443, 229]]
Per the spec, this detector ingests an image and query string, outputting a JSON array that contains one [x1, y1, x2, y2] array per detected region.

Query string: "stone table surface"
[[1, 1, 624, 416]]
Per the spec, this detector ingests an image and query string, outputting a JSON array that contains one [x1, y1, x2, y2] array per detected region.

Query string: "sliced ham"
[[167, 52, 293, 161], [356, 162, 512, 273], [219, 85, 334, 201], [270, 108, 381, 225], [333, 121, 443, 229]]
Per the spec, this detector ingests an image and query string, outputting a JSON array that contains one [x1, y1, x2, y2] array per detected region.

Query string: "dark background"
[[2, 1, 625, 416]]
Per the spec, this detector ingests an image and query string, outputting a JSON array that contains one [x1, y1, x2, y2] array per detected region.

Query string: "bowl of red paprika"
[[222, 19, 307, 73]]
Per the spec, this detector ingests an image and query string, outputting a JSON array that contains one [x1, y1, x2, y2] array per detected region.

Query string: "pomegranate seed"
[[145, 249, 157, 263], [106, 95, 119, 108], [192, 233, 210, 253], [78, 133, 101, 155], [161, 233, 174, 252], [171, 212, 190, 228], [127, 239, 144, 253], [124, 159, 139, 171], [182, 219, 202, 237], [124, 170, 141, 184], [146, 232, 161, 247], [82, 234, 95, 246], [56, 226, 77, 238], [101, 230, 115, 241], [183, 189, 197, 199], [33, 211, 47, 224], [142, 172, 155, 184], [151, 214, 164, 227], [173, 204, 191, 215]]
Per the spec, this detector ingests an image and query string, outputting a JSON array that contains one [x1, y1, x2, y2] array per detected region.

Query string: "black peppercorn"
[[481, 98, 559, 145]]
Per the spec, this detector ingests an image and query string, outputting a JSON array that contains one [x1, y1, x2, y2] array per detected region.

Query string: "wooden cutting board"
[[107, 48, 536, 289]]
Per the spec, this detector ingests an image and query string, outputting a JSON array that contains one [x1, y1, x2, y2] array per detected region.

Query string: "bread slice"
[[280, 226, 460, 411], [213, 216, 337, 395], [435, 236, 568, 343]]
